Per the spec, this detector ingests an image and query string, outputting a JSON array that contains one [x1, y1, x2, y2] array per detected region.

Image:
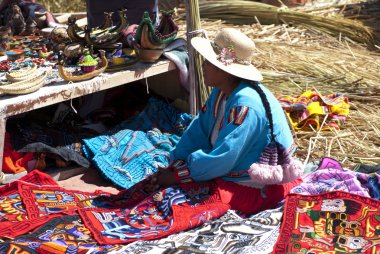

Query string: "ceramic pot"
[[137, 48, 163, 63]]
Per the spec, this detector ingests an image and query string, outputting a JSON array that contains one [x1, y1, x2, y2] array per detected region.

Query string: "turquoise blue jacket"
[[170, 81, 294, 182]]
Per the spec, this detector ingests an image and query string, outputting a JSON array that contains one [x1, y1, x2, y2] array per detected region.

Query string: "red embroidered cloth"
[[79, 182, 230, 244], [0, 170, 59, 238], [274, 191, 380, 254]]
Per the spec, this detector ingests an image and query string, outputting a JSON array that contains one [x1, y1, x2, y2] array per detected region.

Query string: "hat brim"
[[191, 37, 263, 82]]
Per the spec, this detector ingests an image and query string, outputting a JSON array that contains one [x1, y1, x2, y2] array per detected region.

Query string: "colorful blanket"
[[0, 208, 283, 254], [0, 170, 60, 238], [79, 181, 230, 245], [0, 170, 111, 239], [274, 191, 380, 254], [278, 88, 349, 130], [82, 96, 192, 189], [292, 157, 380, 200], [123, 208, 284, 254], [0, 215, 129, 254], [0, 170, 230, 248]]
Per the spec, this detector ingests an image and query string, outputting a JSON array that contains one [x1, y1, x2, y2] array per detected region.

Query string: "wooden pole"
[[184, 0, 204, 115]]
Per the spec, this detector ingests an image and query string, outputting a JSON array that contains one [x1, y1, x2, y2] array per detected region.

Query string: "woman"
[[150, 28, 302, 214]]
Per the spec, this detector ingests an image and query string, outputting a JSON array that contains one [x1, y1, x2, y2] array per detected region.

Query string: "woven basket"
[[0, 71, 47, 95], [6, 64, 37, 83]]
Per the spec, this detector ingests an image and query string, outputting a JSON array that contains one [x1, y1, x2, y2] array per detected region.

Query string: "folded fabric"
[[291, 157, 380, 200], [122, 208, 284, 254], [82, 96, 192, 189], [278, 88, 349, 130], [18, 142, 90, 168], [163, 38, 189, 91], [0, 215, 127, 254], [2, 132, 33, 174]]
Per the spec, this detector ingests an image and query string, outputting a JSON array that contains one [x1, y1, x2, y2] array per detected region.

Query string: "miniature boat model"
[[58, 50, 108, 82], [134, 11, 178, 50], [0, 71, 46, 95], [99, 12, 113, 30], [84, 10, 128, 48], [67, 17, 86, 43], [5, 64, 37, 82]]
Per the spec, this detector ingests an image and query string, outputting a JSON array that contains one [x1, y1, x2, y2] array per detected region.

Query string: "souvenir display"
[[0, 7, 179, 96]]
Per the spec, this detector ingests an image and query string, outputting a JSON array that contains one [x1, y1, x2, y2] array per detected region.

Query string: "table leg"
[[0, 116, 6, 183]]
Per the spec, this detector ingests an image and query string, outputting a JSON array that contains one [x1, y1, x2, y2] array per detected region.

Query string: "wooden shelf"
[[0, 60, 176, 118], [0, 59, 176, 176]]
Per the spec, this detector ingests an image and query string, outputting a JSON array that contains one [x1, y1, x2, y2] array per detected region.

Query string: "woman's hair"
[[246, 80, 275, 142]]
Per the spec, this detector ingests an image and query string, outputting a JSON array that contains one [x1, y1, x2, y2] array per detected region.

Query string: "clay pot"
[[6, 49, 24, 60], [137, 48, 163, 63], [50, 26, 70, 44], [63, 43, 83, 58]]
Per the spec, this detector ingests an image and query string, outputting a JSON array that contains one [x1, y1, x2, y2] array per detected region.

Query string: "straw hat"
[[191, 28, 263, 81]]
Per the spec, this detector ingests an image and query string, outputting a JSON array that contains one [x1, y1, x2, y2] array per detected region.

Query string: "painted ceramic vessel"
[[78, 50, 98, 73]]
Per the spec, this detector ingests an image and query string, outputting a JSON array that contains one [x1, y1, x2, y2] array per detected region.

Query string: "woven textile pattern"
[[274, 191, 380, 253], [82, 96, 192, 189], [79, 182, 229, 245]]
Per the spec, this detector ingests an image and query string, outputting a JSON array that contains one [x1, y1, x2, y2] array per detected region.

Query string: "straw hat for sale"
[[191, 28, 263, 81]]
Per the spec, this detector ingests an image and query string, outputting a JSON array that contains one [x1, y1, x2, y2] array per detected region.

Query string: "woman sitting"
[[148, 27, 303, 215]]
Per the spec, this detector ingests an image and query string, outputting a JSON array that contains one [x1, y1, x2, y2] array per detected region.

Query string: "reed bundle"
[[196, 0, 375, 46], [184, 0, 209, 113]]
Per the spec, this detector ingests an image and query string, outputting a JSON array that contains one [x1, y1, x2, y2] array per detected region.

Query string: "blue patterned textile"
[[82, 97, 192, 189]]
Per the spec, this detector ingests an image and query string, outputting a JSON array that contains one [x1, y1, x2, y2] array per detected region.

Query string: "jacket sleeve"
[[172, 106, 266, 183], [170, 91, 214, 163]]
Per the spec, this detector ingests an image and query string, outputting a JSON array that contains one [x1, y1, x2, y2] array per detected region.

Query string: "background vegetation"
[[37, 0, 86, 13]]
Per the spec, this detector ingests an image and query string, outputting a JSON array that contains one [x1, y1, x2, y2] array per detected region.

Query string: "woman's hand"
[[156, 167, 178, 188], [143, 166, 178, 193], [143, 172, 160, 193]]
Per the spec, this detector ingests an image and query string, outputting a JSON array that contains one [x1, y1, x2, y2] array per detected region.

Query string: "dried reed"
[[192, 0, 375, 46]]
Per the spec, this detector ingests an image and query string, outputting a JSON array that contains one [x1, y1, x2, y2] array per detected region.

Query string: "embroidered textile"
[[122, 208, 284, 254], [274, 191, 380, 254], [79, 182, 230, 245], [278, 88, 349, 130], [18, 181, 110, 218], [0, 170, 60, 238], [82, 97, 192, 189], [292, 157, 380, 200], [0, 215, 128, 254]]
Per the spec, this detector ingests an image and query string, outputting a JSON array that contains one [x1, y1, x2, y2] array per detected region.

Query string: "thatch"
[[183, 0, 376, 46]]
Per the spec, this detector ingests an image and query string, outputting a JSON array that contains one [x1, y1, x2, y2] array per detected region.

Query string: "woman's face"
[[202, 59, 225, 87]]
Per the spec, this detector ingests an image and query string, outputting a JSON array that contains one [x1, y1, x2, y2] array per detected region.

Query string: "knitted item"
[[282, 158, 304, 183], [248, 164, 283, 185], [248, 142, 304, 185]]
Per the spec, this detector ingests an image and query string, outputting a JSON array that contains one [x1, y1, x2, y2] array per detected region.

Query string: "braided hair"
[[247, 80, 276, 142]]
